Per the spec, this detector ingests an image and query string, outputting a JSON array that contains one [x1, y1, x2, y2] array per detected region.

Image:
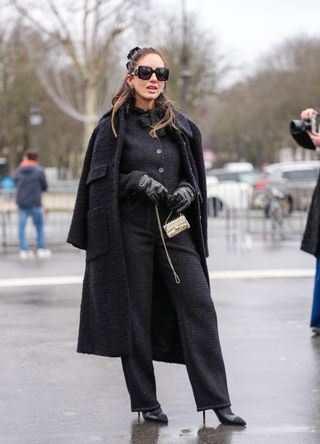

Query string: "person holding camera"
[[300, 108, 320, 147], [299, 108, 320, 335]]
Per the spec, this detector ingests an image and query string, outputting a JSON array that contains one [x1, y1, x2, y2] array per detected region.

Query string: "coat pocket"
[[86, 163, 108, 185], [86, 206, 109, 261], [119, 195, 140, 211]]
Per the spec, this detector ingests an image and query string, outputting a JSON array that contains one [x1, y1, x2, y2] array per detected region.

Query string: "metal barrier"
[[0, 182, 313, 252], [208, 204, 308, 243], [206, 179, 312, 246], [0, 189, 75, 251]]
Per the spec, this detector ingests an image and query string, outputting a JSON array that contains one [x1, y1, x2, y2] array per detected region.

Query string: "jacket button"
[[156, 148, 162, 154], [158, 167, 164, 173]]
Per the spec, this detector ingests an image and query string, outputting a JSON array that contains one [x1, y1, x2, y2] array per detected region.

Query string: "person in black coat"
[[300, 108, 320, 335], [67, 47, 246, 426]]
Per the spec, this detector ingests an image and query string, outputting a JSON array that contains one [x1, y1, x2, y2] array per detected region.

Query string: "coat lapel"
[[174, 109, 193, 139]]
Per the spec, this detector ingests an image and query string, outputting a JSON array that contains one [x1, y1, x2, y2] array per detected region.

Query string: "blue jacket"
[[15, 162, 48, 208]]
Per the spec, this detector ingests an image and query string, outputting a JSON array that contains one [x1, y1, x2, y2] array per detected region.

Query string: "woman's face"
[[126, 53, 166, 109]]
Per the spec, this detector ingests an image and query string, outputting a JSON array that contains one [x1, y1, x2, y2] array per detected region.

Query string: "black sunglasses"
[[131, 65, 169, 81]]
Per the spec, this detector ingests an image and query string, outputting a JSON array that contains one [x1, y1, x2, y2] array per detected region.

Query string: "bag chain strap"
[[154, 205, 181, 284]]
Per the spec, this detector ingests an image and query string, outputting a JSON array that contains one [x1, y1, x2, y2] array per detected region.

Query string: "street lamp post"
[[180, 0, 192, 113], [29, 107, 43, 126], [29, 106, 43, 151]]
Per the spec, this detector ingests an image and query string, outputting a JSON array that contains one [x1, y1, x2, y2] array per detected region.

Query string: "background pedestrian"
[[15, 149, 51, 259]]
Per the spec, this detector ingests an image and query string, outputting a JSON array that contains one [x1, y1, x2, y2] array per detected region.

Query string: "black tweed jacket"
[[67, 103, 209, 363]]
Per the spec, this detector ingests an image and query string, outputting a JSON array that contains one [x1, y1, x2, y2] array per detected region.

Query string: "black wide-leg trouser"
[[119, 196, 231, 412]]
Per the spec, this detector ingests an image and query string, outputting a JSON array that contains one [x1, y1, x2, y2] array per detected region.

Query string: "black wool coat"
[[67, 105, 209, 364], [301, 171, 320, 258]]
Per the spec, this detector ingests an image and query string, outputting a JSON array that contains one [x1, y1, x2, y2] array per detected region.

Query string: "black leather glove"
[[168, 185, 195, 213], [138, 174, 169, 205]]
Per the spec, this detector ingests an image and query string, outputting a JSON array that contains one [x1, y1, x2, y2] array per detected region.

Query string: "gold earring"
[[130, 85, 135, 90]]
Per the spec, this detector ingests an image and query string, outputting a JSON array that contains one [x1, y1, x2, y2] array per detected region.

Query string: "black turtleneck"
[[119, 104, 187, 198]]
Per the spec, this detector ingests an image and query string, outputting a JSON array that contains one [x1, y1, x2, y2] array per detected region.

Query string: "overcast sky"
[[158, 0, 320, 81]]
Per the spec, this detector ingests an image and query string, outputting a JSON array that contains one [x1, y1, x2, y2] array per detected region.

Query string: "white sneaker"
[[36, 248, 52, 258], [19, 250, 35, 259]]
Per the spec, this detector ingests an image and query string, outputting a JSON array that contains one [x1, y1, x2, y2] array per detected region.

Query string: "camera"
[[291, 116, 317, 134], [290, 116, 318, 150]]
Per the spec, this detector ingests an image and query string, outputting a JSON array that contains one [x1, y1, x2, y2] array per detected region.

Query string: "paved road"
[[1, 233, 319, 444]]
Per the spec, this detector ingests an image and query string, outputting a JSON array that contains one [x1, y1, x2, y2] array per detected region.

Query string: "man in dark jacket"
[[300, 108, 320, 335], [15, 150, 51, 259]]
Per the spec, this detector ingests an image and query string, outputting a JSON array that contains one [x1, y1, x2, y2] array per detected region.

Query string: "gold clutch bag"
[[163, 213, 190, 238]]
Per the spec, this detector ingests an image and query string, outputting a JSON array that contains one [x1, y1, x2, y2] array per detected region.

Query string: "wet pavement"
[[1, 230, 320, 443]]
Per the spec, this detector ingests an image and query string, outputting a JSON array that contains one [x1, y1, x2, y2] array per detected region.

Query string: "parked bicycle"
[[264, 187, 291, 237]]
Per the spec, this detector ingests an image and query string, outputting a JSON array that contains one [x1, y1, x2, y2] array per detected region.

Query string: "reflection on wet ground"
[[129, 421, 240, 444], [1, 248, 320, 443], [128, 419, 244, 444]]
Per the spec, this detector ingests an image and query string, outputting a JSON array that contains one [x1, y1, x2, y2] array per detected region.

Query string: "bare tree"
[[156, 13, 230, 116], [0, 24, 84, 175], [10, 0, 147, 148], [205, 36, 320, 166]]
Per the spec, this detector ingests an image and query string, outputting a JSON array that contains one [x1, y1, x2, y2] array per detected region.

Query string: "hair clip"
[[126, 46, 141, 69], [127, 47, 141, 60]]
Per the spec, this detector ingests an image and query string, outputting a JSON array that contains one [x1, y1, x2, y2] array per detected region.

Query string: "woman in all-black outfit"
[[67, 47, 246, 426]]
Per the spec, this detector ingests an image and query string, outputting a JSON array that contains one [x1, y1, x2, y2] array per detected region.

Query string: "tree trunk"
[[83, 79, 98, 148], [78, 79, 98, 174]]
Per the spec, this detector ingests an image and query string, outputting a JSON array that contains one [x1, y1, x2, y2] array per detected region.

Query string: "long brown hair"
[[111, 47, 178, 137]]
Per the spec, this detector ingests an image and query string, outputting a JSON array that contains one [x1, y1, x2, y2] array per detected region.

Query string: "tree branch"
[[10, 0, 57, 39], [91, 0, 104, 53], [45, 0, 72, 39], [94, 0, 132, 27], [82, 0, 89, 64], [45, 0, 88, 78]]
